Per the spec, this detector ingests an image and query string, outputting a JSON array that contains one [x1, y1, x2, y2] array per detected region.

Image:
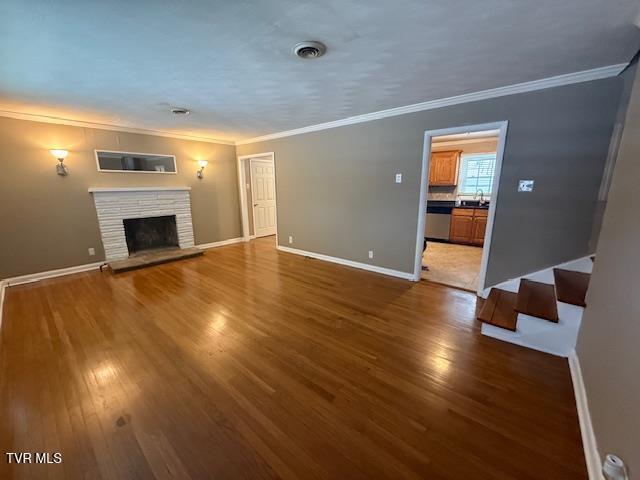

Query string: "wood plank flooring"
[[0, 237, 586, 479]]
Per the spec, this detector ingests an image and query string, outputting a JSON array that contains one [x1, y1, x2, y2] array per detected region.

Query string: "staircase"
[[478, 256, 593, 357]]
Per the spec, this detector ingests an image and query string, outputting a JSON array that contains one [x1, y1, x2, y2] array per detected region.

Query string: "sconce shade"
[[50, 149, 69, 160], [196, 159, 207, 179]]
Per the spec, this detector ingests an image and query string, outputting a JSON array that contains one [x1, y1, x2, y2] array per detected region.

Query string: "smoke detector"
[[293, 41, 326, 59], [170, 107, 190, 115]]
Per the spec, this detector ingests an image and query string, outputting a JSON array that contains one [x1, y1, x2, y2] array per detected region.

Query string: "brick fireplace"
[[88, 187, 195, 261]]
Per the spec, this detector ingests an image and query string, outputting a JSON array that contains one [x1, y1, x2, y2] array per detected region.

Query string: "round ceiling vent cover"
[[170, 107, 191, 115], [293, 41, 326, 59]]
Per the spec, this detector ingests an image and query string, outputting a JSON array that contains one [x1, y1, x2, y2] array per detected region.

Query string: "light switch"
[[395, 173, 402, 183], [518, 180, 534, 192]]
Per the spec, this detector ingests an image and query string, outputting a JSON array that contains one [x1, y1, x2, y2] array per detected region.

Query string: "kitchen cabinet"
[[449, 208, 474, 243], [471, 214, 487, 245], [450, 208, 487, 246], [429, 151, 460, 186]]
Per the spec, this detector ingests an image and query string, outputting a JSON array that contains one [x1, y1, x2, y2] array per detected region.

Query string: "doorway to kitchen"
[[237, 152, 278, 245], [413, 122, 508, 294]]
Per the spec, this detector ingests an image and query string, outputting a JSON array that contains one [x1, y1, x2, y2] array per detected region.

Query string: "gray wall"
[[0, 117, 242, 279], [237, 77, 623, 286], [588, 61, 639, 251], [577, 60, 640, 475]]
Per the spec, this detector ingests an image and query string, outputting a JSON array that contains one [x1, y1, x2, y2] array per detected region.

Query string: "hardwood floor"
[[0, 237, 586, 479]]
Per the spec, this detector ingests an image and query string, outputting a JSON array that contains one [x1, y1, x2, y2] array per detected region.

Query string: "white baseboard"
[[1, 238, 242, 288], [569, 350, 603, 480], [4, 261, 105, 287], [196, 237, 244, 250], [0, 261, 104, 330], [276, 245, 415, 281]]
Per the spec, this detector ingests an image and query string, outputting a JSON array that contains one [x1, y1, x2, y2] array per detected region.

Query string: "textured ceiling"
[[1, 0, 639, 142]]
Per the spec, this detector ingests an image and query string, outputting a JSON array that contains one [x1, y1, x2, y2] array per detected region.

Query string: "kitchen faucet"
[[474, 189, 485, 206]]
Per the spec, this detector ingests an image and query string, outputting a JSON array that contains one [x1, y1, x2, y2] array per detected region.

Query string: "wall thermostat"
[[518, 180, 534, 192]]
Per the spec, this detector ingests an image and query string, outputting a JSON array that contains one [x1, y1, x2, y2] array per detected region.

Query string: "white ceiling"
[[1, 0, 639, 142]]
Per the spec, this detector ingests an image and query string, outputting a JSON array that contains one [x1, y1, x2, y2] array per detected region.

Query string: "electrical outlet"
[[288, 236, 293, 244], [88, 247, 96, 256], [395, 173, 402, 183], [368, 250, 374, 259], [518, 180, 534, 192]]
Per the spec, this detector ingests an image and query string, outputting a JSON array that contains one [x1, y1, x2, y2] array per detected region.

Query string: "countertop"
[[427, 200, 489, 210]]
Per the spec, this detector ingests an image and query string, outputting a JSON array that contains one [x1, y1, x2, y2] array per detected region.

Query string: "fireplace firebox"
[[123, 215, 179, 255]]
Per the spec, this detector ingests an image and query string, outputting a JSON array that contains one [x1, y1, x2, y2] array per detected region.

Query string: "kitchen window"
[[458, 152, 496, 196]]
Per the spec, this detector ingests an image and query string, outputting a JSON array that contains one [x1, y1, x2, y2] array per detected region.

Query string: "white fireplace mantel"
[[88, 186, 191, 193], [89, 187, 195, 261]]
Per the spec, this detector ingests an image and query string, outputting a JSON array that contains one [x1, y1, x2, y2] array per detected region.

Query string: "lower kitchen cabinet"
[[472, 215, 487, 245], [449, 209, 474, 243], [450, 208, 487, 246]]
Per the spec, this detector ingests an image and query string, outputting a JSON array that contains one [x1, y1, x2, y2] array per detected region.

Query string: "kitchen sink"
[[458, 200, 490, 208]]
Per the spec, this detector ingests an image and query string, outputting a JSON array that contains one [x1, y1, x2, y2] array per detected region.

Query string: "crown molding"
[[235, 63, 627, 145], [0, 62, 627, 148], [0, 110, 235, 145]]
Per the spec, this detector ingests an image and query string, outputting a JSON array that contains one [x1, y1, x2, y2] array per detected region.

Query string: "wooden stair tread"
[[478, 289, 518, 331], [553, 269, 590, 307], [515, 279, 559, 322]]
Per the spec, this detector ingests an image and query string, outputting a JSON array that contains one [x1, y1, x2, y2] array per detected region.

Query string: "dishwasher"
[[425, 202, 453, 241]]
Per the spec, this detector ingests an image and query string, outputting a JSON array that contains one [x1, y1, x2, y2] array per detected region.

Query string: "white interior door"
[[250, 158, 277, 237]]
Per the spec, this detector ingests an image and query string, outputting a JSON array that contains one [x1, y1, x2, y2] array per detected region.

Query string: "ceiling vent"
[[170, 107, 190, 115], [293, 41, 326, 59]]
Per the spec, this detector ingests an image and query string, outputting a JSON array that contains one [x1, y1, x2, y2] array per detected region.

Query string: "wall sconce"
[[196, 159, 208, 179], [50, 149, 69, 176]]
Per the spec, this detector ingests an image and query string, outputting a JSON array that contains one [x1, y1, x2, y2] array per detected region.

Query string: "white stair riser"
[[482, 302, 583, 357], [480, 255, 592, 357]]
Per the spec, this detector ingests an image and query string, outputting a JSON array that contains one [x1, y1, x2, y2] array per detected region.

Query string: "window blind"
[[458, 153, 497, 195]]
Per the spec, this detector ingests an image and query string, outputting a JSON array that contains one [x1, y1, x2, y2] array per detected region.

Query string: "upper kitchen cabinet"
[[429, 150, 460, 186]]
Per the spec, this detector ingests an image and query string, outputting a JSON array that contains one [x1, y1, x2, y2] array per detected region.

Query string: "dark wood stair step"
[[515, 279, 558, 322], [553, 268, 590, 307], [478, 288, 518, 331]]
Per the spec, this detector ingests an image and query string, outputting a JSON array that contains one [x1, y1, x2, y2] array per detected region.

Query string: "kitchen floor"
[[421, 241, 483, 291]]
